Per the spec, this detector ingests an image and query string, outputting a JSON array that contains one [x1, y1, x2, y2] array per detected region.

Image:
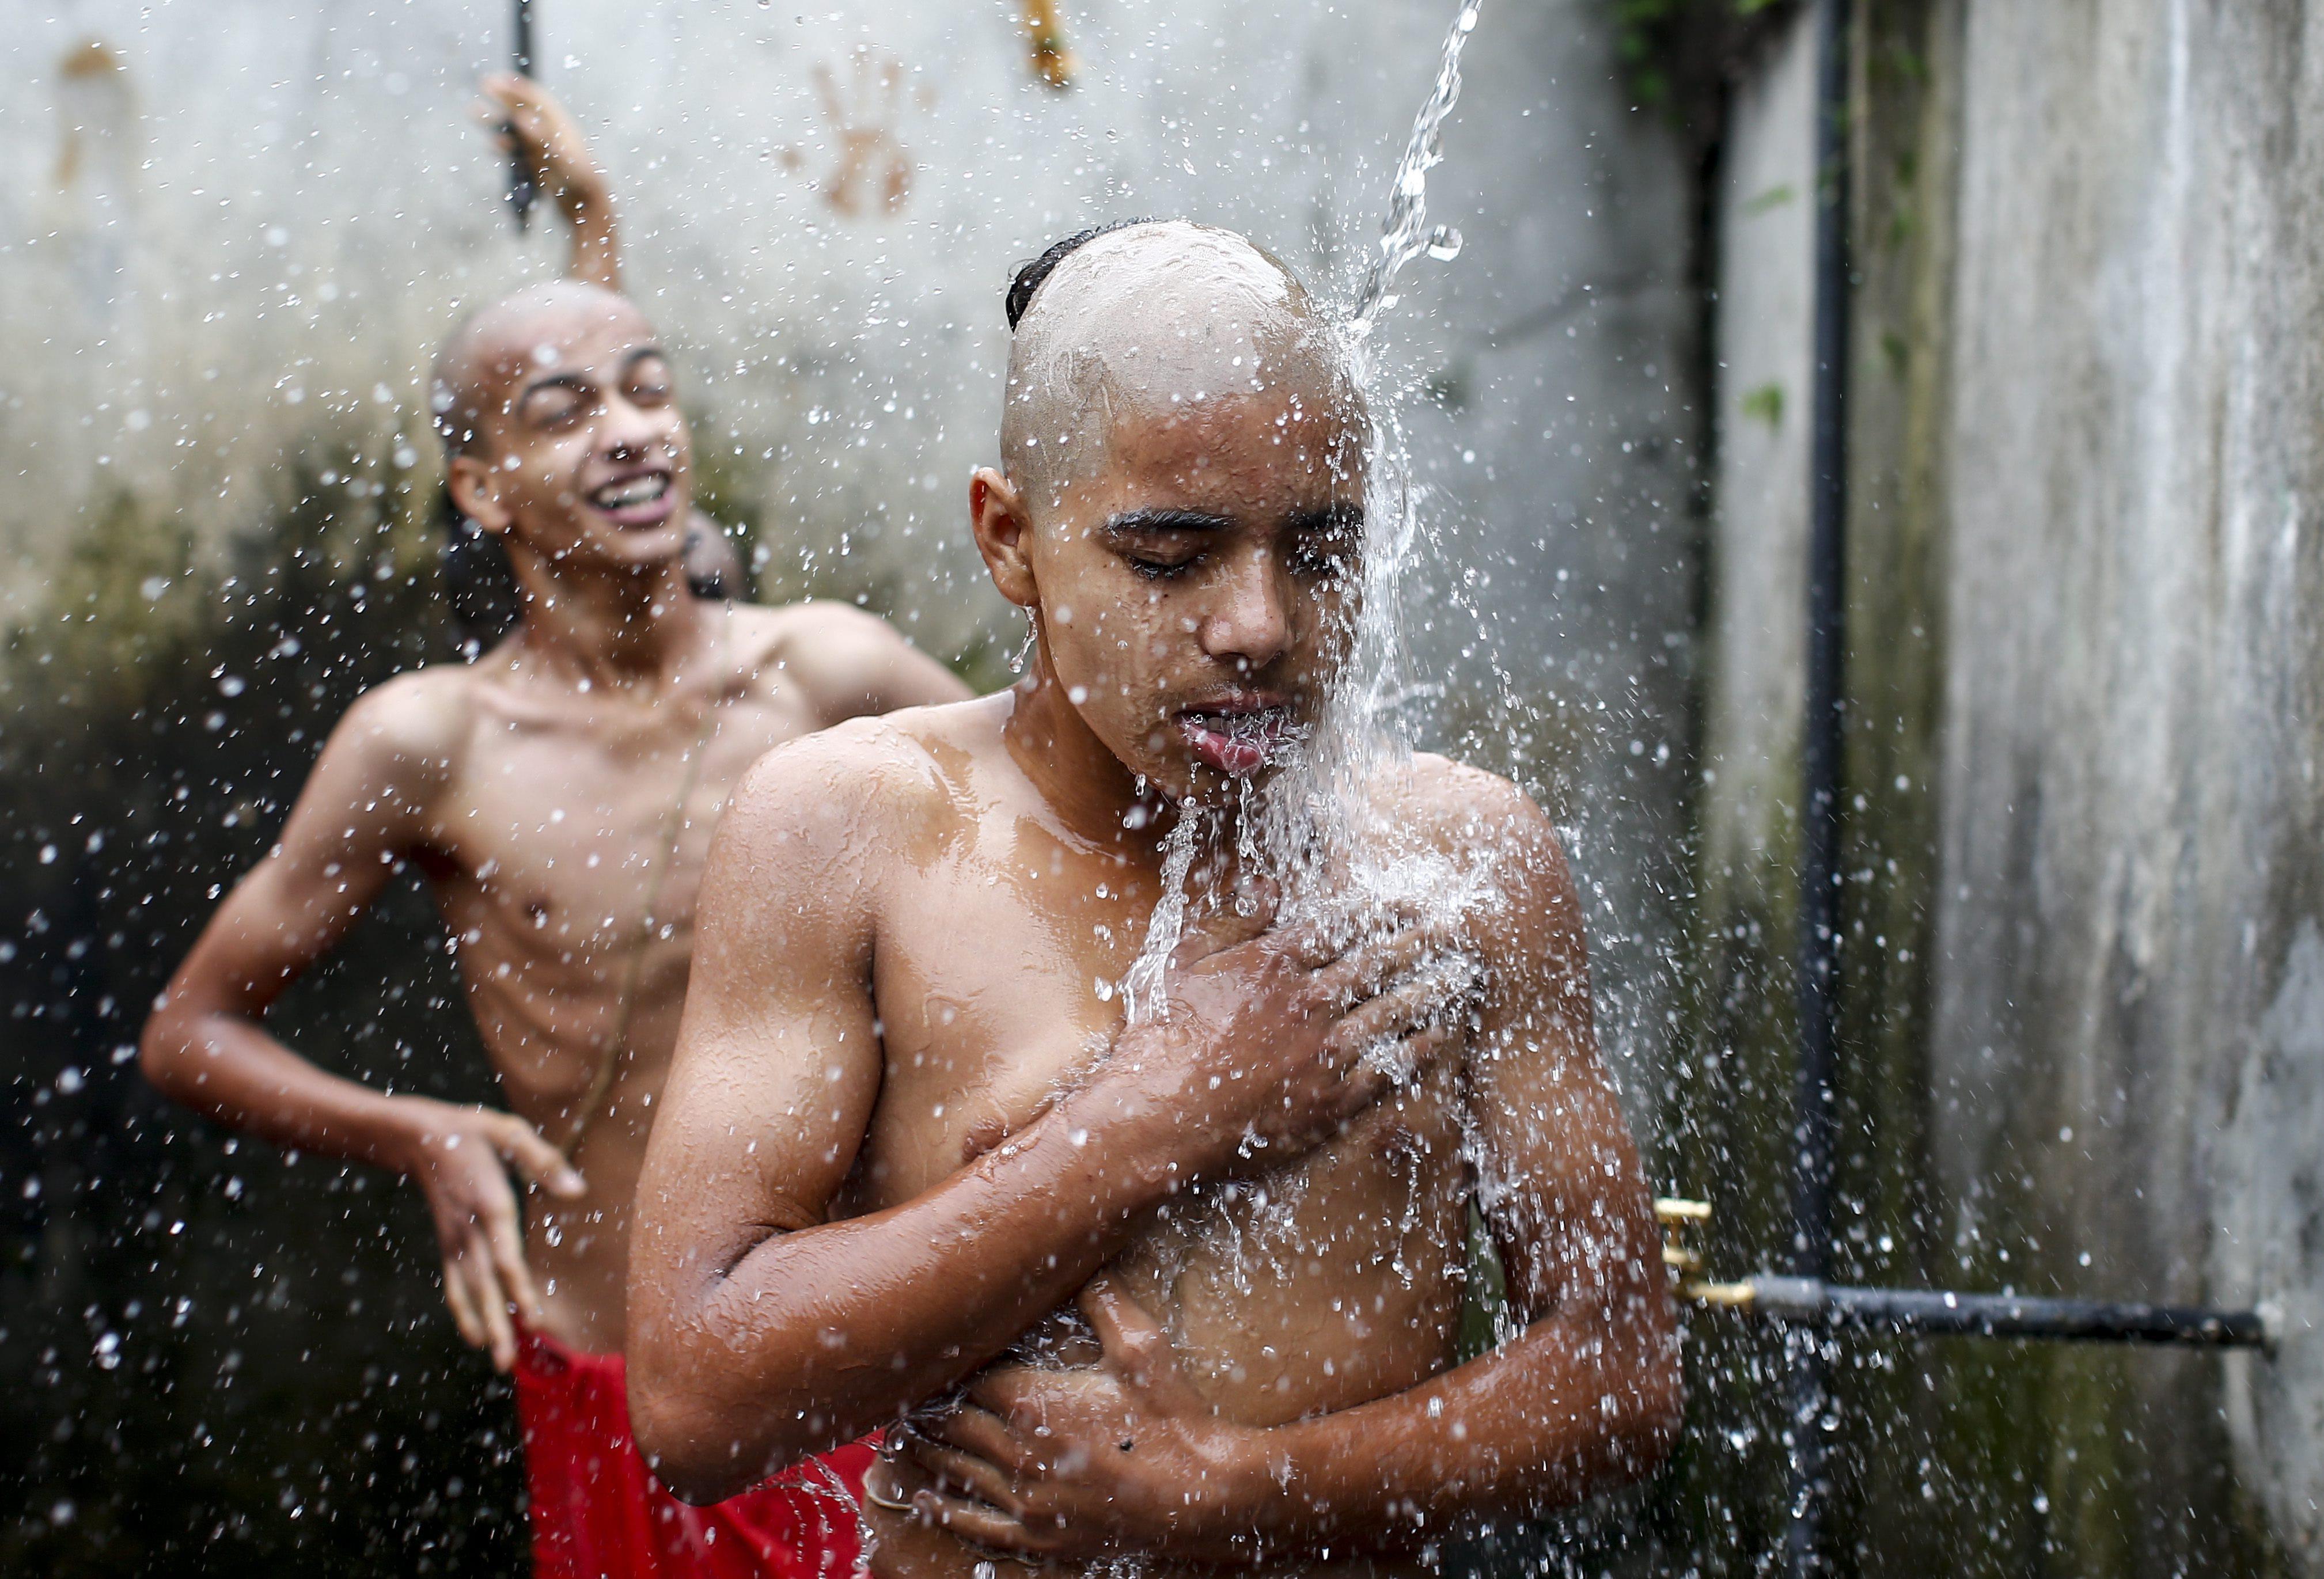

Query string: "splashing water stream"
[[1122, 0, 1492, 1023], [1348, 0, 1483, 338]]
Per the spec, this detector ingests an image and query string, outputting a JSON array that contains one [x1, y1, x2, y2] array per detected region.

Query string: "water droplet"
[[1425, 225, 1464, 261]]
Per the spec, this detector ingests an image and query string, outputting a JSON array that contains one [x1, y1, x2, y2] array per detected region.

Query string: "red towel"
[[514, 1327, 877, 1579]]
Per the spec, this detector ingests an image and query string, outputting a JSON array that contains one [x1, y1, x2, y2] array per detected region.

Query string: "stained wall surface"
[[1938, 2, 2324, 1568], [1694, 0, 2324, 1572], [0, 2, 1700, 1569]]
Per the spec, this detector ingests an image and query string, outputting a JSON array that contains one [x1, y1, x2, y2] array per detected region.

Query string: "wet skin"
[[630, 260, 1681, 1574], [141, 286, 968, 1362]]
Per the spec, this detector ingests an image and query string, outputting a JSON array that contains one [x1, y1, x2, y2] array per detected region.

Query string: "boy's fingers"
[[1322, 970, 1456, 1057], [441, 1254, 486, 1349], [1346, 1022, 1458, 1091], [918, 1406, 1031, 1474], [1314, 927, 1434, 1009], [911, 1490, 1052, 1553], [469, 1239, 518, 1371], [1171, 878, 1280, 965], [482, 1204, 544, 1327], [502, 1119, 586, 1197], [1275, 918, 1351, 969], [1080, 1278, 1170, 1381], [901, 1436, 1026, 1506]]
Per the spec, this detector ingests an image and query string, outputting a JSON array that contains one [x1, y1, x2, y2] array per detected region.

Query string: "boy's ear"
[[446, 453, 512, 535], [969, 467, 1038, 609]]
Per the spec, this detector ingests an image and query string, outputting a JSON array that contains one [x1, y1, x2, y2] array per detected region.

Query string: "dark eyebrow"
[[518, 346, 668, 403], [1101, 507, 1235, 537]]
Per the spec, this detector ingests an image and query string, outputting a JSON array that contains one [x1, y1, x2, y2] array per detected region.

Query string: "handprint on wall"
[[776, 48, 934, 218]]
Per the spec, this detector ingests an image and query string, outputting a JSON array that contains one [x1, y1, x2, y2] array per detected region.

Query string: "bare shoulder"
[[743, 598, 932, 692], [718, 690, 1007, 870], [322, 663, 482, 788], [1386, 753, 1580, 967], [1397, 752, 1567, 870]]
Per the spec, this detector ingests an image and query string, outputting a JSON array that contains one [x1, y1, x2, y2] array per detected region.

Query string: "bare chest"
[[861, 848, 1144, 1200], [427, 685, 826, 968], [861, 848, 1474, 1425]]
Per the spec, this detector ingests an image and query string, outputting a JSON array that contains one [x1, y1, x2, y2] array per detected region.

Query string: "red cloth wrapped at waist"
[[514, 1327, 878, 1579]]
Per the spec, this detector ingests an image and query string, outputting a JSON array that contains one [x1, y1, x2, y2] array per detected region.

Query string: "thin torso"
[[850, 704, 1474, 1579], [415, 603, 839, 1353]]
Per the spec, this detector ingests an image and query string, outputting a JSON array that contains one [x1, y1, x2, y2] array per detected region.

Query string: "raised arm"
[[477, 73, 622, 291], [906, 776, 1681, 1560], [139, 675, 582, 1371], [625, 728, 1451, 1503]]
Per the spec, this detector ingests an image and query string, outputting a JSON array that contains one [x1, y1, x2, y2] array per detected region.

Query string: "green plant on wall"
[[1609, 0, 1795, 111], [1739, 381, 1785, 427]]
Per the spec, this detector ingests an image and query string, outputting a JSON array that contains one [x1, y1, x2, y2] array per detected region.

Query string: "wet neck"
[[509, 557, 711, 694], [1002, 661, 1179, 857]]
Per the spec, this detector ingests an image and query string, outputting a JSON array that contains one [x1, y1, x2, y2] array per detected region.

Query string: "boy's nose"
[[602, 394, 676, 457], [1199, 551, 1294, 673]]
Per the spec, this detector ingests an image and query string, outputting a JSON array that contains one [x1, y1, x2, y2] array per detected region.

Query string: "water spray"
[[1121, 2, 1488, 1011], [1349, 1, 1478, 337]]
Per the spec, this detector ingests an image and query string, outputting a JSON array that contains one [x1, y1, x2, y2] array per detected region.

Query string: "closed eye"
[[1104, 507, 1229, 581], [519, 379, 591, 429], [1126, 555, 1198, 581]]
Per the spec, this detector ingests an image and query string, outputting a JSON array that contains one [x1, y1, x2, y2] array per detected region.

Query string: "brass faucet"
[[1655, 1197, 1756, 1307]]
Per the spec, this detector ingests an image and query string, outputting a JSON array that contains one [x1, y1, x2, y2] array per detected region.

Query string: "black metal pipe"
[[509, 0, 538, 231], [1788, 0, 1852, 1572], [1719, 1277, 2275, 1349]]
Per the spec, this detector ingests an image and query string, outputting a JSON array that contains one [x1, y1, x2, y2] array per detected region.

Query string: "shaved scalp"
[[430, 278, 654, 457], [1000, 221, 1363, 517]]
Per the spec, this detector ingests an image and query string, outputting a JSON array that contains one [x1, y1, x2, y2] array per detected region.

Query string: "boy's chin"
[[580, 522, 691, 568]]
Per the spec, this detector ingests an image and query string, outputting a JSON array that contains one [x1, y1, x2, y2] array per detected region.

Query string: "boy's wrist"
[[559, 180, 611, 222], [370, 1092, 455, 1175], [1054, 1075, 1212, 1213]]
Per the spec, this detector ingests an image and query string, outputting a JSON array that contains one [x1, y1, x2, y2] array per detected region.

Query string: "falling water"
[[1119, 807, 1208, 1025], [1123, 0, 1491, 1025], [1348, 0, 1483, 339]]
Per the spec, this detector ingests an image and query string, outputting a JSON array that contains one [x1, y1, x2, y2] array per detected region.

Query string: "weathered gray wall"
[[1694, 0, 2324, 1572], [1939, 2, 2324, 1568], [0, 2, 1702, 1570]]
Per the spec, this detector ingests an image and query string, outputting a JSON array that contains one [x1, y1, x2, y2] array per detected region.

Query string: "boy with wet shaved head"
[[141, 79, 968, 1579], [629, 221, 1680, 1576]]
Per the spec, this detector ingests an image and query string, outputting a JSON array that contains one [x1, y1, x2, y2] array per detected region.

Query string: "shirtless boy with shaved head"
[[629, 221, 1680, 1576], [141, 78, 967, 1579]]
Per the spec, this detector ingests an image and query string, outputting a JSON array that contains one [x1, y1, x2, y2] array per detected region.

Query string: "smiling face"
[[438, 283, 693, 577]]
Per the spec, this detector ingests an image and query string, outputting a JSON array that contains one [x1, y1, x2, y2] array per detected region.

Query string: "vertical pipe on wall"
[[1787, 0, 1852, 1572], [509, 0, 538, 230]]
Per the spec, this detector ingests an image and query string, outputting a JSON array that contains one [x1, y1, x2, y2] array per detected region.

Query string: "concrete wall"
[[1694, 0, 2324, 1571], [0, 2, 1702, 1568], [1939, 2, 2324, 1568]]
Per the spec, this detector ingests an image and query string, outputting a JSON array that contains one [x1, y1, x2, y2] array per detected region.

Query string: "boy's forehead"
[[478, 298, 659, 389], [1104, 388, 1363, 477]]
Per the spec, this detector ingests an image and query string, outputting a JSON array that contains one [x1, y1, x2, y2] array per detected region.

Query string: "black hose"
[[1788, 0, 1853, 1572], [1744, 1277, 2274, 1348]]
